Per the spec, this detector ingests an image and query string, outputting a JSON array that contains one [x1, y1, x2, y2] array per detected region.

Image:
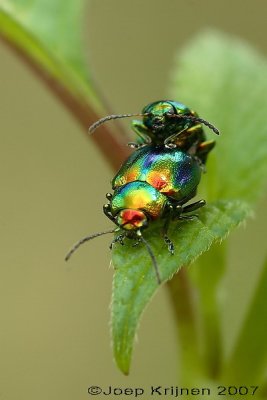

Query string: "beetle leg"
[[131, 120, 152, 145], [164, 126, 188, 148], [171, 204, 184, 220], [127, 142, 148, 149], [162, 213, 175, 255], [178, 215, 198, 221], [174, 207, 194, 221], [132, 237, 142, 247], [163, 233, 175, 254], [109, 233, 126, 249], [127, 142, 141, 149], [128, 121, 152, 148], [182, 199, 206, 213], [164, 123, 202, 149], [197, 140, 216, 156], [103, 204, 117, 224], [106, 192, 112, 200], [195, 140, 216, 165], [178, 200, 206, 220], [173, 200, 205, 221]]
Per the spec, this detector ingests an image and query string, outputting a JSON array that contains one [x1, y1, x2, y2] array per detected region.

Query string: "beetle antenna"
[[169, 114, 220, 135], [139, 234, 162, 285], [88, 113, 148, 134], [65, 228, 116, 261]]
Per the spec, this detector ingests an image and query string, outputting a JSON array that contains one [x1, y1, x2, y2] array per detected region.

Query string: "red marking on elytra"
[[125, 170, 138, 182], [163, 189, 176, 196], [149, 172, 168, 191]]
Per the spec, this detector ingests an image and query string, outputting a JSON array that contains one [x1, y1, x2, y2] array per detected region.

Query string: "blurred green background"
[[0, 0, 267, 399]]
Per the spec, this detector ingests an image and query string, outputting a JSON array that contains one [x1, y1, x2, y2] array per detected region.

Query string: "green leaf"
[[111, 200, 251, 374], [0, 0, 130, 168], [170, 31, 267, 204], [0, 0, 102, 110], [169, 32, 267, 379], [224, 256, 267, 383]]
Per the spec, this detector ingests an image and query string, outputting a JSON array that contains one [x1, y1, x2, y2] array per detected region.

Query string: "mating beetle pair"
[[65, 100, 219, 284]]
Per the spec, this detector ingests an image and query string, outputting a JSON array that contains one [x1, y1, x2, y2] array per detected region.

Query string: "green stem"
[[0, 35, 130, 170], [166, 268, 204, 383], [166, 243, 227, 383], [223, 256, 267, 384], [193, 243, 226, 379]]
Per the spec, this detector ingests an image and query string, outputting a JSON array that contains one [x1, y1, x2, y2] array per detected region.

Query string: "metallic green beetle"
[[131, 100, 218, 164], [66, 146, 205, 284], [66, 101, 219, 283], [89, 100, 219, 164], [112, 145, 201, 201]]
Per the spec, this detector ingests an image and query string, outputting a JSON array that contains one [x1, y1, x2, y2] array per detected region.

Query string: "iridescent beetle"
[[89, 100, 219, 164], [65, 101, 219, 284]]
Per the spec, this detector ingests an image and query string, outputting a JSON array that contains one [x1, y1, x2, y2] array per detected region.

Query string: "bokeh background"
[[1, 1, 267, 399]]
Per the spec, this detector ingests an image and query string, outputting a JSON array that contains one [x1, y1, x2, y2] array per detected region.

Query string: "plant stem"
[[167, 243, 226, 383], [223, 256, 267, 384], [0, 35, 130, 170], [192, 243, 226, 379], [166, 268, 204, 383]]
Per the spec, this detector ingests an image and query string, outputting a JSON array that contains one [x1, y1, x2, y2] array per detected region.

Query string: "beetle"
[[89, 100, 219, 164], [65, 145, 205, 284]]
